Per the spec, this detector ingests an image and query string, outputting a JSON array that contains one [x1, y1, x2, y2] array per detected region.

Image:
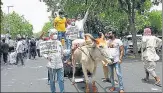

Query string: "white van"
[[126, 34, 142, 53]]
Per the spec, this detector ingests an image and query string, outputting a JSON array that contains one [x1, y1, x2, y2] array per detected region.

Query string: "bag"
[[9, 52, 17, 64]]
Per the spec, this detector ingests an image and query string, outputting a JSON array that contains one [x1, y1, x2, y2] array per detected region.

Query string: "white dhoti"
[[143, 60, 157, 77]]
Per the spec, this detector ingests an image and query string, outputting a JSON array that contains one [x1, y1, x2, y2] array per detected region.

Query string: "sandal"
[[109, 87, 115, 92], [115, 80, 118, 85], [155, 79, 161, 87], [102, 78, 111, 83]]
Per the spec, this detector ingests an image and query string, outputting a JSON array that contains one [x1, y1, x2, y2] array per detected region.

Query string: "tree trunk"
[[128, 0, 138, 58]]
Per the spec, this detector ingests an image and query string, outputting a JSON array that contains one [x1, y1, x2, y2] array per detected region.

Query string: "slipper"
[[115, 80, 118, 85], [109, 87, 115, 92], [155, 80, 162, 87], [102, 78, 111, 83]]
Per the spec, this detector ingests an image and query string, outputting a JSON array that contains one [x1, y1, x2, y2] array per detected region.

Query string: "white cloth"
[[75, 11, 89, 32], [22, 40, 26, 51], [107, 39, 123, 63], [9, 52, 17, 64], [8, 39, 15, 47], [123, 39, 129, 47], [16, 41, 24, 53], [66, 25, 79, 40], [142, 36, 162, 61], [42, 40, 63, 69], [63, 49, 71, 56], [36, 40, 41, 49]]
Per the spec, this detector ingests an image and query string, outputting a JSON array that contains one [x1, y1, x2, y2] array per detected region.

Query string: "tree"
[[41, 21, 53, 37], [148, 10, 162, 34], [1, 12, 33, 38], [117, 0, 152, 57], [33, 31, 43, 38], [41, 0, 161, 57]]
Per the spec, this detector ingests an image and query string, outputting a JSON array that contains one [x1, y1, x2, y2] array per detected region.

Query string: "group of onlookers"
[[0, 37, 42, 66]]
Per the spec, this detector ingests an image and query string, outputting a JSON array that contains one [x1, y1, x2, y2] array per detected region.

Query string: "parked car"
[[126, 34, 142, 53]]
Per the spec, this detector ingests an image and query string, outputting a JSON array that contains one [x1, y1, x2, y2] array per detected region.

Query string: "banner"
[[66, 26, 79, 40], [40, 40, 60, 55]]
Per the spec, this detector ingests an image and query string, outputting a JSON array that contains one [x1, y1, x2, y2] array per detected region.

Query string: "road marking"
[[37, 78, 48, 80], [30, 66, 43, 69], [151, 87, 158, 91], [2, 85, 12, 87], [7, 68, 13, 70]]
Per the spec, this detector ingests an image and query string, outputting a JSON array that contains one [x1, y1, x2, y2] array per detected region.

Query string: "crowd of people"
[[0, 37, 43, 65]]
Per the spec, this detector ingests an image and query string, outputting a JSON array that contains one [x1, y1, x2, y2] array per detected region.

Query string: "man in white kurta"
[[75, 7, 89, 39], [141, 28, 162, 85]]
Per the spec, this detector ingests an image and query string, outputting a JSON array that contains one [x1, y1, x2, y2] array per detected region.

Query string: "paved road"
[[1, 57, 162, 92]]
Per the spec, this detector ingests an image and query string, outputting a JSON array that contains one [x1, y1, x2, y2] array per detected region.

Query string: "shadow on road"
[[141, 78, 162, 87]]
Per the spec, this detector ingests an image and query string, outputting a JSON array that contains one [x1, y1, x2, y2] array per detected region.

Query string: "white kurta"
[[141, 36, 162, 77], [141, 36, 162, 62]]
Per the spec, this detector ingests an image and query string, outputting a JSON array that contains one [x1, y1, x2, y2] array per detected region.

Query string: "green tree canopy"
[[148, 10, 162, 34], [42, 21, 53, 37], [1, 11, 33, 38]]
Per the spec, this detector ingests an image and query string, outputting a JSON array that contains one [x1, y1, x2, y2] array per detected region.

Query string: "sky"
[[2, 0, 162, 33]]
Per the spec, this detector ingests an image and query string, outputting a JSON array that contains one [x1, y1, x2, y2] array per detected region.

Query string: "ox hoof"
[[86, 88, 90, 93], [85, 83, 90, 93], [71, 81, 75, 85], [92, 85, 98, 92]]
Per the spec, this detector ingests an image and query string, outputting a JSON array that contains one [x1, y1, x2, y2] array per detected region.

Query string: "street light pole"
[[7, 6, 13, 37], [7, 6, 13, 14]]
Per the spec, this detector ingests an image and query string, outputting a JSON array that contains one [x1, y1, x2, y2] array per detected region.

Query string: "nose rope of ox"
[[77, 47, 95, 62]]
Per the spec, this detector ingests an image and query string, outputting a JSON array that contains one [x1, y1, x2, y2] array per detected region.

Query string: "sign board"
[[40, 40, 60, 55], [66, 26, 79, 40]]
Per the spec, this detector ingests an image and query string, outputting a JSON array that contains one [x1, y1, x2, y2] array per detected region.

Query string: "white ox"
[[71, 34, 111, 92]]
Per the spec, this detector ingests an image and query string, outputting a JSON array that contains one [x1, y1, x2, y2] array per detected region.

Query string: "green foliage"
[[1, 12, 33, 38], [33, 31, 42, 38], [42, 21, 53, 37], [148, 10, 162, 33], [41, 0, 161, 34]]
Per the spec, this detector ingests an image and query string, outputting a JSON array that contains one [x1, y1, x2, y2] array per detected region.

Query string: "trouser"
[[102, 62, 109, 79], [23, 49, 27, 58], [79, 31, 84, 39], [9, 46, 14, 52], [16, 53, 24, 65], [48, 67, 64, 93], [66, 39, 72, 50], [36, 49, 40, 57], [65, 40, 72, 61], [58, 32, 66, 46], [144, 60, 157, 77], [102, 62, 117, 80], [48, 70, 50, 81], [3, 53, 8, 63], [108, 63, 124, 90], [29, 47, 36, 59], [124, 46, 128, 57], [0, 53, 2, 64]]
